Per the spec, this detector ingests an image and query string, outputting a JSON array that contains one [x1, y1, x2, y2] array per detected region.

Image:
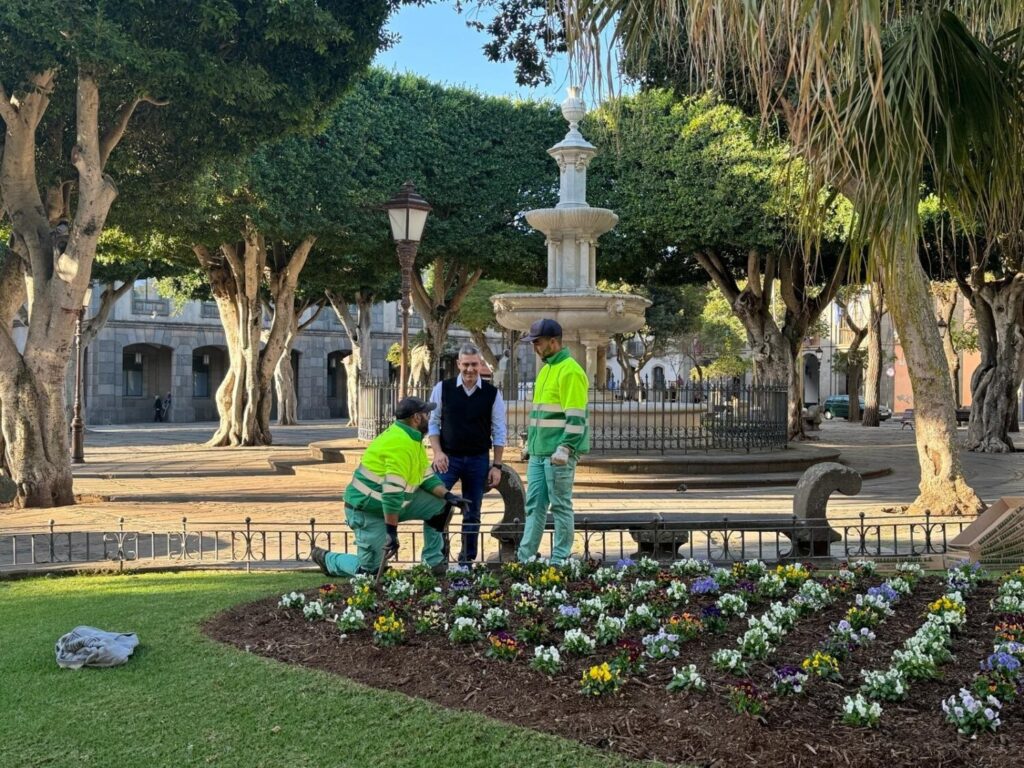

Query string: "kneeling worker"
[[311, 397, 468, 576]]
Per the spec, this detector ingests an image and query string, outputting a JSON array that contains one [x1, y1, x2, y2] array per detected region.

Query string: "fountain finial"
[[561, 86, 586, 132]]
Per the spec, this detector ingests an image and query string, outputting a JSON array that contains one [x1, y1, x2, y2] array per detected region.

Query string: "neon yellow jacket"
[[343, 421, 443, 517], [526, 347, 590, 457]]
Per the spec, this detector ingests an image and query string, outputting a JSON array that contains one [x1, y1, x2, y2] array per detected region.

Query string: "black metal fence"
[[0, 513, 969, 574], [357, 378, 788, 454]]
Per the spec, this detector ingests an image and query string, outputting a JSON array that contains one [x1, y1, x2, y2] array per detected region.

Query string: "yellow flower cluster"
[[584, 662, 613, 684], [776, 564, 810, 584], [530, 566, 563, 588], [927, 595, 965, 616], [479, 589, 503, 605], [373, 613, 404, 634], [801, 651, 840, 676]]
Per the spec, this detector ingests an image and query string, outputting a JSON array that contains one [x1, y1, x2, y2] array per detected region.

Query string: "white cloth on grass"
[[55, 626, 139, 669]]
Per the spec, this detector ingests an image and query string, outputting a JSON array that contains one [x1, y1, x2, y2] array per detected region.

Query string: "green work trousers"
[[517, 454, 578, 565], [324, 488, 448, 576]]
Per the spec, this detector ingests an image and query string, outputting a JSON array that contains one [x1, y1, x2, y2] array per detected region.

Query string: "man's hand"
[[432, 450, 449, 474], [444, 491, 470, 510], [487, 466, 502, 489], [550, 444, 571, 466], [384, 523, 400, 558]]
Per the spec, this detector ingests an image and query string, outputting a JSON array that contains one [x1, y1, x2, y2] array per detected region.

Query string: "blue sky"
[[373, 4, 571, 104]]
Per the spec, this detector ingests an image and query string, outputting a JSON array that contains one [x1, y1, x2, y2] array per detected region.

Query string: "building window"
[[653, 366, 666, 391], [200, 301, 220, 319], [393, 303, 423, 329], [193, 352, 211, 398], [123, 351, 144, 397]]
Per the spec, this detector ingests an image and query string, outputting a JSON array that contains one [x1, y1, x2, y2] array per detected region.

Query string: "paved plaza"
[[2, 419, 1022, 571]]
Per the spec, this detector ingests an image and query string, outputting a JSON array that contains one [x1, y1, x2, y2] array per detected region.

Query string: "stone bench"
[[490, 462, 859, 560]]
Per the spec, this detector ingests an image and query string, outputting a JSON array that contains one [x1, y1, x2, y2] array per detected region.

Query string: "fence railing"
[[357, 378, 788, 453], [0, 513, 970, 574]]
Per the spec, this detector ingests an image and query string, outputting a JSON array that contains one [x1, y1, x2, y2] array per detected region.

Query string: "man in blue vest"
[[427, 343, 507, 564]]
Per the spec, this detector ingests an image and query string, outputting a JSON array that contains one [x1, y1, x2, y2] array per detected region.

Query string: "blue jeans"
[[438, 452, 489, 562]]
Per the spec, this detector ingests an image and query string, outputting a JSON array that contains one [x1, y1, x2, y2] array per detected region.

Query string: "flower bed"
[[205, 559, 1023, 768]]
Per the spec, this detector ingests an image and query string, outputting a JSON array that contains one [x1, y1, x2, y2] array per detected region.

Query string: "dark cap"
[[521, 318, 563, 342], [395, 396, 436, 420]]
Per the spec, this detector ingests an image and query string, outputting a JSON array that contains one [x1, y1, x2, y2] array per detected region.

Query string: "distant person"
[[310, 397, 469, 577], [162, 392, 172, 422], [516, 319, 589, 566], [427, 344, 507, 564], [153, 394, 163, 422]]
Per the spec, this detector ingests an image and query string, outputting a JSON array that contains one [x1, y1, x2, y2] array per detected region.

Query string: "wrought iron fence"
[[357, 378, 788, 453], [0, 513, 971, 574]]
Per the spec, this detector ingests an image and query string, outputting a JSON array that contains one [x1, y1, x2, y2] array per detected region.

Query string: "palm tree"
[[561, 1, 1024, 515]]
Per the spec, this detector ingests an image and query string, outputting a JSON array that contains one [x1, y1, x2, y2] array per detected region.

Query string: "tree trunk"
[[862, 280, 885, 427], [933, 282, 961, 408], [275, 331, 299, 426], [327, 289, 375, 427], [613, 335, 640, 400], [410, 258, 482, 381], [886, 236, 983, 516], [195, 230, 314, 446], [469, 329, 499, 370], [965, 276, 1024, 453], [0, 73, 120, 508]]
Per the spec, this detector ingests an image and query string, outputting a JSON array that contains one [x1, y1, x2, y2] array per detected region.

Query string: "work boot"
[[430, 561, 449, 577], [310, 546, 331, 576]]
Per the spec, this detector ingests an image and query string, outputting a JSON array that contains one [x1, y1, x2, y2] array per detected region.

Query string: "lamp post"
[[71, 285, 93, 464], [383, 181, 431, 397]]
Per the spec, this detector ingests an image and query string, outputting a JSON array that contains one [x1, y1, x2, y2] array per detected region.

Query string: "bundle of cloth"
[[55, 626, 139, 669]]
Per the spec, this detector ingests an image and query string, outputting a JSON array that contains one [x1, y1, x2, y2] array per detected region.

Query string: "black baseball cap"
[[521, 318, 563, 342], [395, 396, 436, 420]]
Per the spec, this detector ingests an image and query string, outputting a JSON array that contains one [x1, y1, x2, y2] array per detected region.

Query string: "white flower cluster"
[[630, 579, 658, 599], [531, 644, 562, 674], [542, 588, 571, 606], [711, 648, 747, 674], [742, 559, 768, 578], [835, 568, 857, 584], [510, 581, 538, 598], [591, 566, 623, 586], [666, 580, 689, 603], [452, 596, 483, 618], [482, 607, 510, 630], [991, 580, 1024, 614], [883, 576, 912, 596], [302, 600, 326, 621], [278, 591, 306, 609], [670, 557, 711, 577], [624, 602, 657, 630], [896, 562, 924, 581], [350, 573, 373, 590], [716, 592, 748, 618], [642, 628, 681, 660], [336, 606, 366, 631], [560, 628, 597, 655], [842, 693, 882, 727], [561, 558, 587, 580], [667, 664, 706, 693], [756, 573, 786, 598], [855, 592, 896, 616], [573, 596, 603, 618], [793, 579, 833, 612], [634, 556, 660, 576], [738, 626, 774, 660], [859, 668, 908, 702], [385, 578, 415, 601], [942, 688, 1002, 736], [448, 616, 481, 643], [850, 559, 878, 576], [594, 614, 626, 645]]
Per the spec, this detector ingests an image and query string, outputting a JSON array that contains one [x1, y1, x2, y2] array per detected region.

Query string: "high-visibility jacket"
[[526, 347, 590, 457], [343, 421, 443, 518]]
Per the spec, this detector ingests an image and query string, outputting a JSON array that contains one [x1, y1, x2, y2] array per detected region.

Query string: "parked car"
[[821, 395, 892, 421]]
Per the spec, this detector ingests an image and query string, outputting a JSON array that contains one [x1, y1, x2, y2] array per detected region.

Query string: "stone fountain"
[[491, 88, 649, 387]]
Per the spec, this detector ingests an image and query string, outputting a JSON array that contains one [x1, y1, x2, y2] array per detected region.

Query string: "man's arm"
[[556, 367, 589, 456], [427, 381, 448, 472], [489, 388, 507, 487]]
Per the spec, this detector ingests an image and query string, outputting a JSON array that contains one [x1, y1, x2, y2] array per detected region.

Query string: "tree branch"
[[82, 278, 135, 346], [297, 299, 325, 332], [694, 249, 741, 304], [100, 96, 169, 168]]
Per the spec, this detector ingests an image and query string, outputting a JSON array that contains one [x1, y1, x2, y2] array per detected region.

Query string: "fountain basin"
[[524, 207, 618, 238], [491, 291, 650, 336]]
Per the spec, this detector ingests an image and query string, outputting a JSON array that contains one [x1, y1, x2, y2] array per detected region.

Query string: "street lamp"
[[814, 346, 824, 361], [937, 319, 949, 341], [383, 181, 431, 397], [71, 284, 94, 464]]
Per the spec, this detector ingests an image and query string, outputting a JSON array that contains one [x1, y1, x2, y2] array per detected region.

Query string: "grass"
[[0, 571, 661, 768]]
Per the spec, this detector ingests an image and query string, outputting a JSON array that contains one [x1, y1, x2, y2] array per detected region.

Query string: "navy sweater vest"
[[440, 378, 497, 456]]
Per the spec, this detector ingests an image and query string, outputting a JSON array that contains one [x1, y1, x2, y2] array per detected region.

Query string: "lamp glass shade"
[[814, 347, 824, 361], [82, 285, 94, 308], [387, 207, 429, 243]]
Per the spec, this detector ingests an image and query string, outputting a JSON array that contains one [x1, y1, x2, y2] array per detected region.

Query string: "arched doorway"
[[192, 346, 228, 421], [122, 343, 173, 423], [802, 352, 821, 406], [327, 350, 351, 419]]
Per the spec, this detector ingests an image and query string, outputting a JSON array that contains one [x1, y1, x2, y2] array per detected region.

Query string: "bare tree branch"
[[100, 95, 169, 168]]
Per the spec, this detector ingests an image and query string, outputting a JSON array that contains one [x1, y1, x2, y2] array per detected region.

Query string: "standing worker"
[[427, 343, 507, 564], [311, 397, 468, 577], [516, 319, 589, 565]]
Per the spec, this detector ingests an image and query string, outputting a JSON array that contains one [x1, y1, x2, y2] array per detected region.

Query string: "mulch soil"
[[204, 575, 1022, 768]]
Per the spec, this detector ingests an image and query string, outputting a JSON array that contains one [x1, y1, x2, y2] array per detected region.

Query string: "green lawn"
[[0, 571, 659, 768]]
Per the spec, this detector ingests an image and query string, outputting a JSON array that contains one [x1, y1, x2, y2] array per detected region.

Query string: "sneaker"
[[310, 546, 331, 576]]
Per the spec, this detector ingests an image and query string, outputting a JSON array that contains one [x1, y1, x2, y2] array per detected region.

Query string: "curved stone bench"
[[489, 461, 859, 560]]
